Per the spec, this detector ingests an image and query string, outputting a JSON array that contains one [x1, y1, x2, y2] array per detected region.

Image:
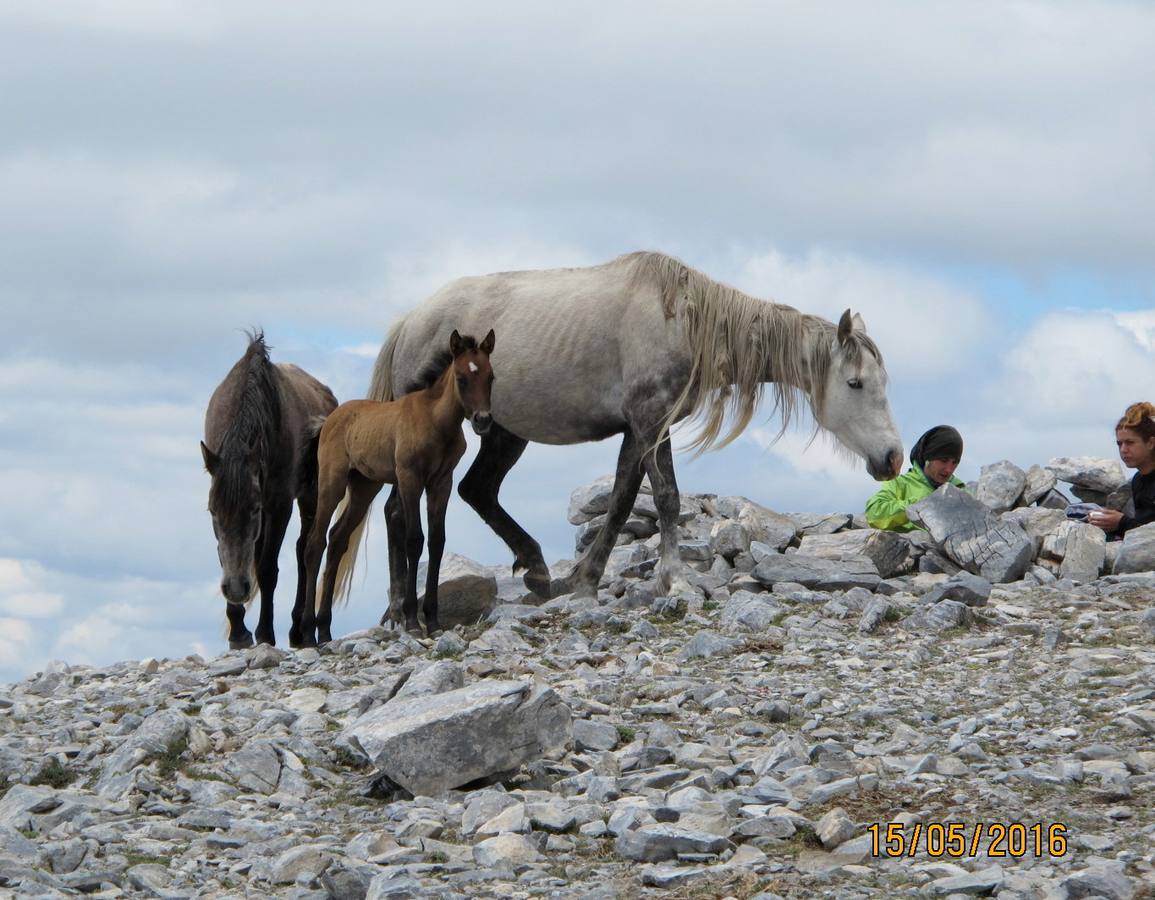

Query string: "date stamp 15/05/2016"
[[867, 822, 1069, 859]]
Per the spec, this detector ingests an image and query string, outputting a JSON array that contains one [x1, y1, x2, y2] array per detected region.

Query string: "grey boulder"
[[343, 680, 571, 797]]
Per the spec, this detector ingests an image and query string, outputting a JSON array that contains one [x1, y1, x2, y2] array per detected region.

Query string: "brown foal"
[[299, 329, 495, 644]]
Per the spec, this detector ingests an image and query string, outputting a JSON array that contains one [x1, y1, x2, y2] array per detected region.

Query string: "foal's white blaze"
[[469, 362, 478, 372]]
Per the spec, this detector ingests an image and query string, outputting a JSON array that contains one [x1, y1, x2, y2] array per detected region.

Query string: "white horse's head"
[[813, 310, 903, 481]]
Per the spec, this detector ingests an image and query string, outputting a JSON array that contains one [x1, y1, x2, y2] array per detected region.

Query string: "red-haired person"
[[1089, 402, 1155, 536]]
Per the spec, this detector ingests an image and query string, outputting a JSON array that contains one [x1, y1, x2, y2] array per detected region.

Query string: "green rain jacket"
[[865, 466, 966, 533]]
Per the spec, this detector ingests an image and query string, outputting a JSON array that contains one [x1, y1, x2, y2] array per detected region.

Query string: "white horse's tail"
[[323, 488, 372, 610], [368, 316, 406, 402]]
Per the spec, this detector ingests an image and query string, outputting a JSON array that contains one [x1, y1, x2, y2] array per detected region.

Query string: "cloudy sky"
[[1, 0, 1152, 684]]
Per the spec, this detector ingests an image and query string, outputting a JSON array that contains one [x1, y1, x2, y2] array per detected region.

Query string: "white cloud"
[[999, 309, 1155, 426], [0, 617, 34, 669], [0, 593, 64, 619]]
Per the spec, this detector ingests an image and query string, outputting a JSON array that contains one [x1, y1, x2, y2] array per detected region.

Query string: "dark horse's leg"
[[380, 486, 407, 627], [568, 429, 645, 598], [457, 423, 551, 598], [226, 603, 253, 650], [422, 472, 453, 635], [254, 500, 292, 646]]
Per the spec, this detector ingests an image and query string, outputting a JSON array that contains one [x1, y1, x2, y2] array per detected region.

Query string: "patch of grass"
[[319, 787, 378, 810], [30, 759, 77, 789], [664, 871, 777, 900], [702, 599, 720, 613], [125, 852, 171, 867], [884, 605, 907, 622], [333, 746, 370, 771], [768, 610, 791, 627], [105, 704, 132, 722], [743, 635, 784, 655], [19, 827, 36, 839], [152, 735, 189, 779], [181, 766, 228, 783], [1090, 666, 1126, 678], [782, 824, 823, 856], [424, 850, 449, 864], [615, 725, 636, 744]]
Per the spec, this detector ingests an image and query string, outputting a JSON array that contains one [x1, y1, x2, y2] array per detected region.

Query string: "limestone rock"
[[907, 485, 1034, 583], [1114, 522, 1155, 575], [976, 459, 1027, 512], [751, 554, 880, 591], [415, 553, 498, 628], [343, 680, 571, 796], [1046, 456, 1128, 494]]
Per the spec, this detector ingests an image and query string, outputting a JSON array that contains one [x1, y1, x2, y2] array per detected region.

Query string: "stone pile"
[[0, 463, 1152, 898]]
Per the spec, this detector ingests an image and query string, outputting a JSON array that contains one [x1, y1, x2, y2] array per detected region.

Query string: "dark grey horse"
[[202, 333, 337, 648], [369, 252, 903, 600]]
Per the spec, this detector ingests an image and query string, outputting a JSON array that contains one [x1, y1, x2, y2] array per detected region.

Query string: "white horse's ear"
[[837, 309, 854, 346], [852, 312, 866, 333]]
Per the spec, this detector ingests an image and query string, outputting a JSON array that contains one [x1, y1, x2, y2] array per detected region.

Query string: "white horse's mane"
[[622, 251, 885, 455]]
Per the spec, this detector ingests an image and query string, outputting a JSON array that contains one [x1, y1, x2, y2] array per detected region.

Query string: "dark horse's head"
[[201, 336, 280, 607], [201, 438, 263, 605], [449, 329, 496, 435]]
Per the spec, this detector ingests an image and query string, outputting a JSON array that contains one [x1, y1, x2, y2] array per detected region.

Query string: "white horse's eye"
[[847, 378, 863, 390]]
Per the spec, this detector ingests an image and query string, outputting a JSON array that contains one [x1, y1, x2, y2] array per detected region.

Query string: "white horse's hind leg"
[[641, 437, 694, 597]]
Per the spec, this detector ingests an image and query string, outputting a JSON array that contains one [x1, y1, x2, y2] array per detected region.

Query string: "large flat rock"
[[907, 485, 1034, 583], [342, 680, 571, 797], [797, 530, 912, 578], [751, 554, 880, 591], [1046, 456, 1127, 494]]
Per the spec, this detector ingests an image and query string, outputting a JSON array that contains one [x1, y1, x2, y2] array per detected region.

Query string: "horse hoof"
[[228, 635, 255, 651], [424, 622, 441, 638], [523, 566, 554, 599], [318, 630, 332, 645]]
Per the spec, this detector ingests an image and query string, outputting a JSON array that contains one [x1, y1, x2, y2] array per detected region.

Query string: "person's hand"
[[1089, 509, 1123, 531]]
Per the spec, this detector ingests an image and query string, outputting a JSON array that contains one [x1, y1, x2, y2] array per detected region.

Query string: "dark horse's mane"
[[403, 333, 479, 394], [214, 332, 283, 510]]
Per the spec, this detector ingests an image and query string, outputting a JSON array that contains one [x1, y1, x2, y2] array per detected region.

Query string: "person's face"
[[923, 456, 959, 486], [1116, 427, 1155, 473]]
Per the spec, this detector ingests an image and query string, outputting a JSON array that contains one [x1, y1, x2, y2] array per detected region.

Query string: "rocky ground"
[[1, 464, 1154, 899]]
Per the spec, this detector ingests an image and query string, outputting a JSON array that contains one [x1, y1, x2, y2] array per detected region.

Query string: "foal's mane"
[[404, 333, 480, 394], [214, 332, 282, 508], [623, 251, 884, 454]]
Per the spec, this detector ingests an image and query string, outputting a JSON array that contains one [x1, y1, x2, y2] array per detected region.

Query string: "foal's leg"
[[316, 473, 384, 644], [568, 429, 645, 598], [254, 500, 292, 646], [380, 486, 407, 628], [422, 472, 453, 635], [299, 473, 348, 648], [458, 424, 551, 598], [396, 474, 426, 634], [290, 489, 316, 648]]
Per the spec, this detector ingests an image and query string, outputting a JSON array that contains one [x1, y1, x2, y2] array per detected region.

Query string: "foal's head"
[[201, 440, 262, 606], [449, 329, 495, 435]]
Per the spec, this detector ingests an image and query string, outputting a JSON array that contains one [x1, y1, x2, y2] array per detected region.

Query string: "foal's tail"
[[327, 490, 371, 610], [367, 316, 406, 402]]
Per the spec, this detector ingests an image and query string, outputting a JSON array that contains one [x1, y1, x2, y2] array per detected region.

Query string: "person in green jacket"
[[866, 425, 966, 532]]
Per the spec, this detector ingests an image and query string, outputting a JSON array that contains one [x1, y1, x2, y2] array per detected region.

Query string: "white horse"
[[368, 251, 903, 601]]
